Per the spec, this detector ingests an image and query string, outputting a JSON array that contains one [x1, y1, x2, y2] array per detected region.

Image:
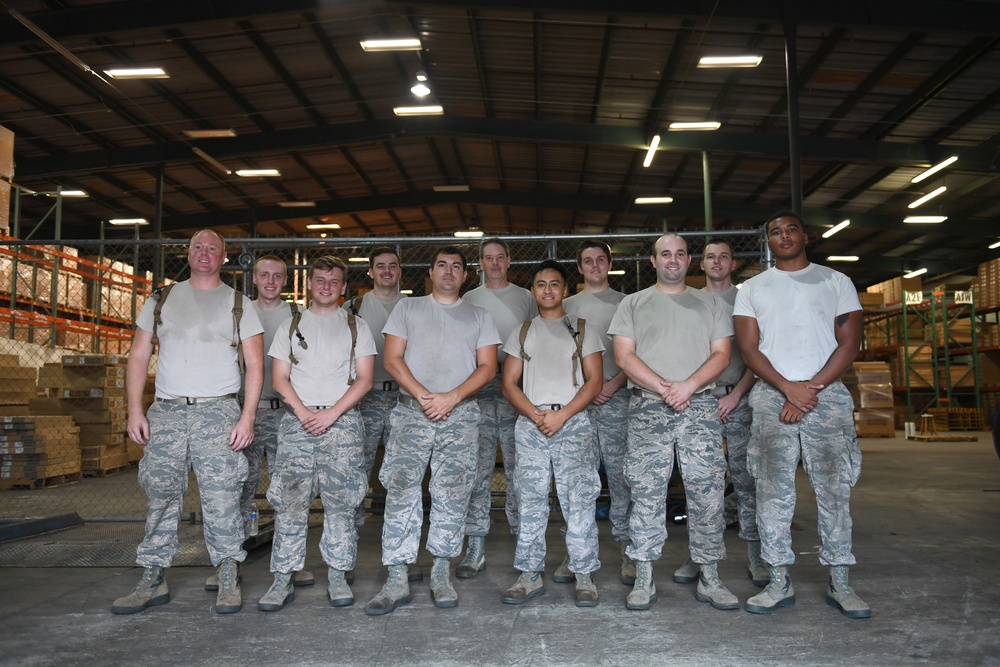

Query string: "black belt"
[[380, 381, 398, 392], [536, 404, 563, 411], [398, 394, 473, 411], [156, 393, 237, 406], [259, 398, 283, 409], [710, 385, 735, 398]]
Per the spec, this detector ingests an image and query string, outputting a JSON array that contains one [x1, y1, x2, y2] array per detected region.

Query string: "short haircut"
[[254, 254, 287, 271], [576, 239, 612, 266], [368, 246, 399, 268], [431, 246, 468, 271], [310, 255, 348, 280], [190, 228, 226, 248], [530, 258, 568, 285], [763, 210, 805, 234], [703, 237, 734, 255], [480, 237, 510, 258], [651, 232, 688, 255]]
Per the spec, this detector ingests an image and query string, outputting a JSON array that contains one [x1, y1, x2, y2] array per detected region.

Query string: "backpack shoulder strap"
[[348, 295, 363, 316], [518, 320, 532, 362], [347, 313, 358, 385], [565, 316, 586, 388], [287, 309, 305, 365], [232, 289, 246, 376], [150, 283, 175, 346]]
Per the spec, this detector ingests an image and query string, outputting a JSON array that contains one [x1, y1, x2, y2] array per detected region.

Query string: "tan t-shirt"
[[608, 286, 733, 392], [564, 288, 626, 381], [383, 295, 501, 396], [357, 291, 407, 384], [463, 283, 537, 364], [268, 308, 377, 407], [253, 300, 293, 399], [704, 285, 746, 387], [135, 281, 264, 399], [504, 315, 604, 406]]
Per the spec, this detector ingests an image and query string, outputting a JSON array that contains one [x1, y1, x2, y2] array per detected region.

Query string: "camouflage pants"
[[624, 394, 727, 564], [465, 375, 519, 535], [136, 398, 248, 568], [357, 387, 398, 527], [722, 395, 759, 541], [380, 400, 480, 564], [587, 387, 630, 542], [748, 381, 861, 567], [238, 403, 283, 537], [513, 411, 601, 574], [268, 409, 366, 573]]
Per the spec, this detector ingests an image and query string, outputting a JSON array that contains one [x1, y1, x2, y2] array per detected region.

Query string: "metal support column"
[[702, 151, 713, 232], [784, 21, 803, 216]]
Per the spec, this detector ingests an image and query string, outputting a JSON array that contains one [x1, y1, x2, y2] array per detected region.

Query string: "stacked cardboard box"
[[30, 354, 131, 474], [866, 276, 923, 306], [0, 415, 81, 488], [0, 353, 37, 413], [846, 361, 895, 437]]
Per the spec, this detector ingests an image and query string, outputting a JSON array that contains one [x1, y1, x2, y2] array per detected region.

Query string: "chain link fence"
[[0, 230, 766, 528]]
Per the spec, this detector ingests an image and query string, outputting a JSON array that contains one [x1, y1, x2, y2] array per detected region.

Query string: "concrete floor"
[[0, 434, 998, 667]]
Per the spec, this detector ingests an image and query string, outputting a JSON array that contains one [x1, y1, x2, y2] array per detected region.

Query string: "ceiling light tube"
[[454, 230, 484, 238], [306, 223, 341, 230], [608, 269, 626, 275], [192, 147, 233, 175], [411, 83, 431, 96], [826, 256, 859, 262], [276, 201, 316, 208], [348, 257, 369, 263], [235, 169, 281, 177], [634, 196, 674, 204], [911, 156, 958, 183], [47, 190, 88, 197], [907, 186, 947, 209], [990, 240, 1000, 250], [904, 268, 928, 278], [103, 67, 169, 79], [108, 218, 149, 226], [643, 135, 661, 168], [697, 55, 763, 68], [668, 122, 721, 131], [822, 219, 850, 239], [433, 185, 470, 192], [360, 39, 422, 52], [393, 105, 443, 116], [903, 215, 948, 224], [184, 129, 237, 138]]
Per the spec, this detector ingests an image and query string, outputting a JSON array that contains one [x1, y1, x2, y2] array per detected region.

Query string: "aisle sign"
[[904, 290, 923, 305], [954, 290, 973, 305]]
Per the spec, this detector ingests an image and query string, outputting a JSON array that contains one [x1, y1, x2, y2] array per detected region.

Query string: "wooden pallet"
[[906, 434, 979, 442], [81, 463, 135, 478], [0, 471, 83, 490]]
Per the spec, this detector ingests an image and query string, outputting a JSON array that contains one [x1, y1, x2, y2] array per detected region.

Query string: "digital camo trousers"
[[625, 394, 727, 564], [239, 405, 282, 538], [722, 395, 759, 541], [587, 387, 630, 542], [380, 400, 480, 565], [268, 409, 366, 573], [465, 375, 519, 535], [748, 381, 861, 568], [513, 411, 601, 574], [357, 388, 398, 527], [137, 398, 248, 568]]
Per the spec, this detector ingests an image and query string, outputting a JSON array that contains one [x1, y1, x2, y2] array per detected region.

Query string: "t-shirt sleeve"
[[709, 297, 735, 341], [835, 273, 863, 316], [732, 283, 755, 318], [135, 297, 155, 333], [354, 318, 378, 358], [476, 310, 503, 349], [581, 318, 606, 357], [382, 300, 409, 340], [607, 297, 634, 340], [268, 316, 293, 360], [502, 325, 523, 359], [239, 294, 265, 339]]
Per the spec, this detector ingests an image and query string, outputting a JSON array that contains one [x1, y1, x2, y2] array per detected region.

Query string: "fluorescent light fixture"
[[192, 147, 233, 175], [698, 55, 763, 68], [184, 129, 236, 138], [642, 135, 661, 168], [433, 184, 470, 192], [415, 70, 428, 82], [608, 269, 626, 275], [103, 67, 169, 79], [108, 218, 149, 226], [393, 105, 443, 116], [904, 215, 948, 224], [822, 219, 850, 238], [235, 169, 281, 177], [348, 257, 369, 263], [668, 121, 721, 131], [908, 186, 947, 209], [827, 255, 859, 262], [276, 201, 316, 208], [634, 196, 674, 204], [360, 38, 422, 52], [47, 190, 88, 197], [911, 156, 958, 184], [306, 223, 341, 230], [904, 268, 928, 278], [454, 230, 484, 238], [990, 240, 1000, 250], [400, 289, 414, 295], [410, 83, 431, 96]]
